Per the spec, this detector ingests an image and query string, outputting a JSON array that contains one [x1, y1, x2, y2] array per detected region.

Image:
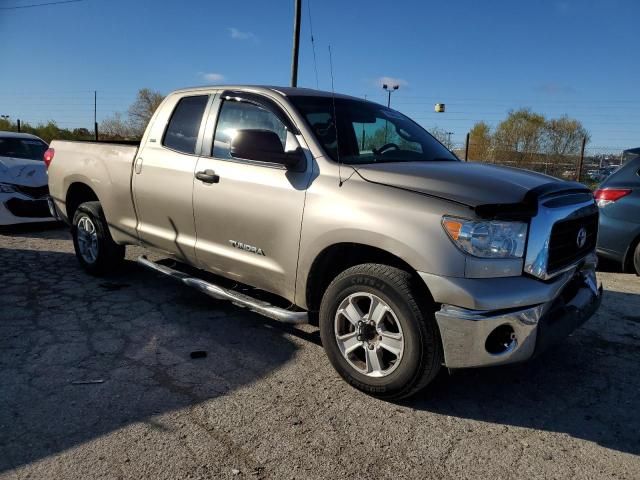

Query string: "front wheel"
[[319, 263, 442, 400], [72, 201, 125, 276]]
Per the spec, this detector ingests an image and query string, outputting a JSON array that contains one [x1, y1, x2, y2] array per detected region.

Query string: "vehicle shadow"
[[597, 255, 625, 273], [0, 248, 301, 473], [405, 289, 640, 456], [0, 222, 68, 240]]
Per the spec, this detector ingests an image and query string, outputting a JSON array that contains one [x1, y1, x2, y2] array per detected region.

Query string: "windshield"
[[290, 96, 457, 165], [0, 137, 48, 161]]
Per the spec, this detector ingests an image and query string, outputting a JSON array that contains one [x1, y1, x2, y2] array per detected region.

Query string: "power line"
[[0, 0, 86, 10]]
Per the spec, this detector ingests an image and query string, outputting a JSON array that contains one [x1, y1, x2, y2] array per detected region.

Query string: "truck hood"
[[355, 161, 578, 208], [0, 156, 48, 187]]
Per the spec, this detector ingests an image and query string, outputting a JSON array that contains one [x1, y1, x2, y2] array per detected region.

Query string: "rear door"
[[132, 93, 211, 263], [192, 93, 312, 300]]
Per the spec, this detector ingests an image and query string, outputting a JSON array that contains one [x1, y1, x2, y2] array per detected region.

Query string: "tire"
[[319, 263, 442, 400], [72, 201, 125, 276], [633, 242, 640, 276]]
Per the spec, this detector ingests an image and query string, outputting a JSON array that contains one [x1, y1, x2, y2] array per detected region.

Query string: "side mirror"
[[230, 129, 303, 170]]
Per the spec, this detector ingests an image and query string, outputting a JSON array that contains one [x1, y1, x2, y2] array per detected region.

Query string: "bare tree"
[[100, 112, 134, 139], [429, 126, 454, 150], [544, 115, 589, 156], [128, 89, 164, 136]]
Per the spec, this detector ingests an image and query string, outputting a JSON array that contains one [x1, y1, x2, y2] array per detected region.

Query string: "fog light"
[[485, 324, 517, 355]]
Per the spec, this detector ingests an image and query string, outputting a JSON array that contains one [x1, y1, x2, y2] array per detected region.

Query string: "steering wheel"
[[373, 143, 400, 155]]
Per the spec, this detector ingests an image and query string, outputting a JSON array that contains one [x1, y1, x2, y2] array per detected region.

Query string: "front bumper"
[[0, 192, 56, 226], [430, 256, 602, 369]]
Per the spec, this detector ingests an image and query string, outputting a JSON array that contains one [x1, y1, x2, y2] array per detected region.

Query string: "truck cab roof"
[[170, 85, 364, 102]]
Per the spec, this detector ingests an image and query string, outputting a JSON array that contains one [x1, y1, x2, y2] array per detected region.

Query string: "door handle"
[[195, 169, 220, 184], [134, 157, 143, 174]]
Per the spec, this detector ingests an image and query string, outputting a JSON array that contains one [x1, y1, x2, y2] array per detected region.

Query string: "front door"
[[192, 95, 311, 300], [132, 94, 210, 263]]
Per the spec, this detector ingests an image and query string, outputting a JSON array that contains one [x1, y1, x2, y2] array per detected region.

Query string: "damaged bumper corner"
[[432, 256, 602, 369]]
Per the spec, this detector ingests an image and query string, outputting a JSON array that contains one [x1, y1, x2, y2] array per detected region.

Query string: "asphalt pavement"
[[1, 225, 639, 479]]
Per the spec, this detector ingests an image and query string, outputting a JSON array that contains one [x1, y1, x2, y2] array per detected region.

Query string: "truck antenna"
[[328, 45, 343, 187]]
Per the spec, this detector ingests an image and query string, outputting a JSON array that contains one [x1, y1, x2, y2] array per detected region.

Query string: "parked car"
[[595, 156, 640, 274], [47, 86, 602, 399], [0, 131, 55, 226], [622, 147, 640, 164]]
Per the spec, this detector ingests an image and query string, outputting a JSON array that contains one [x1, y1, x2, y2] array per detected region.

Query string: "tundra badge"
[[229, 240, 265, 256]]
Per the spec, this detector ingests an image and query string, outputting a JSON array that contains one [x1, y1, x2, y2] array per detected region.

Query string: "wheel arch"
[[623, 230, 640, 273], [304, 242, 435, 324], [65, 182, 100, 222]]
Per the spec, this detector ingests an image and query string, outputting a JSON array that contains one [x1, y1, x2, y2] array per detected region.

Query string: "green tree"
[[468, 121, 492, 161], [493, 108, 546, 165]]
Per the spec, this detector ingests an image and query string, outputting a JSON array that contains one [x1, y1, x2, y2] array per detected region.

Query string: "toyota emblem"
[[576, 227, 587, 249]]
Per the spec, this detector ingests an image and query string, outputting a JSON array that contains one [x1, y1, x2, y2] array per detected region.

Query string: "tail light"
[[594, 188, 631, 207], [43, 148, 55, 169]]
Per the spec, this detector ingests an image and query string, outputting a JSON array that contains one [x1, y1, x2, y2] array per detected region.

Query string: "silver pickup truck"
[[47, 85, 602, 399]]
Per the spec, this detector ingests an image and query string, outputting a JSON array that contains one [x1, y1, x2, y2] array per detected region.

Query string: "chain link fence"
[[451, 140, 630, 190]]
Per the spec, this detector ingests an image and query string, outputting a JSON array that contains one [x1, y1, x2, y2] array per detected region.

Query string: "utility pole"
[[94, 90, 98, 141], [290, 0, 302, 87], [446, 131, 453, 148], [17, 119, 21, 132], [576, 135, 587, 182], [361, 94, 367, 150], [464, 132, 470, 161], [383, 83, 399, 108]]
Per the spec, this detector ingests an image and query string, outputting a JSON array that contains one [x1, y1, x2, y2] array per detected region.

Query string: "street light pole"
[[383, 83, 399, 108]]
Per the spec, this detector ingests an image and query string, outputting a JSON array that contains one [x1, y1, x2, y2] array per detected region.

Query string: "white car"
[[0, 131, 55, 226]]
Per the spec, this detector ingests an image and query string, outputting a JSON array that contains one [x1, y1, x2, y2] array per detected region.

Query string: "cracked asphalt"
[[1, 225, 639, 479]]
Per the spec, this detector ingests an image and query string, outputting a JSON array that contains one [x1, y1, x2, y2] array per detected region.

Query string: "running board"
[[137, 256, 308, 324]]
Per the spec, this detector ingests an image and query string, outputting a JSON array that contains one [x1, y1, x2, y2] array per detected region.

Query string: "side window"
[[163, 95, 209, 154], [213, 101, 288, 160]]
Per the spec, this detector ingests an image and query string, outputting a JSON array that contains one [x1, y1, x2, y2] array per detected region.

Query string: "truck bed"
[[47, 140, 140, 244]]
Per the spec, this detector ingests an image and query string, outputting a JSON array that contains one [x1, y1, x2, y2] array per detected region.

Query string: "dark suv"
[[595, 156, 640, 274]]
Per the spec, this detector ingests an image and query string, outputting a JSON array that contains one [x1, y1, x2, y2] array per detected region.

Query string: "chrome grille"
[[524, 193, 599, 280], [547, 213, 598, 273]]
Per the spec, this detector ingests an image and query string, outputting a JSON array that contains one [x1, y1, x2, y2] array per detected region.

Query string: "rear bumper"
[[47, 196, 63, 221], [424, 254, 601, 369]]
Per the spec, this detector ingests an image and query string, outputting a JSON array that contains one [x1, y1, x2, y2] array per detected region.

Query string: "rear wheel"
[[633, 242, 640, 276], [72, 201, 125, 275], [319, 263, 442, 400]]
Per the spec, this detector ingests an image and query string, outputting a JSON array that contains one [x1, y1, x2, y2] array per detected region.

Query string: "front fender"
[[295, 167, 470, 307]]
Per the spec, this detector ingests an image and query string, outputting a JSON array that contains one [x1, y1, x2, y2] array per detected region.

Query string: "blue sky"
[[0, 0, 638, 151]]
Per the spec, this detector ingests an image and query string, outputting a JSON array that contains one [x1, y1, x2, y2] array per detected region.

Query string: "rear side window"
[[163, 95, 209, 154]]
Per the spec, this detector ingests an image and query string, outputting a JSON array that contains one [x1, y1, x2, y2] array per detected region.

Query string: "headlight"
[[442, 216, 528, 258], [0, 183, 17, 194]]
